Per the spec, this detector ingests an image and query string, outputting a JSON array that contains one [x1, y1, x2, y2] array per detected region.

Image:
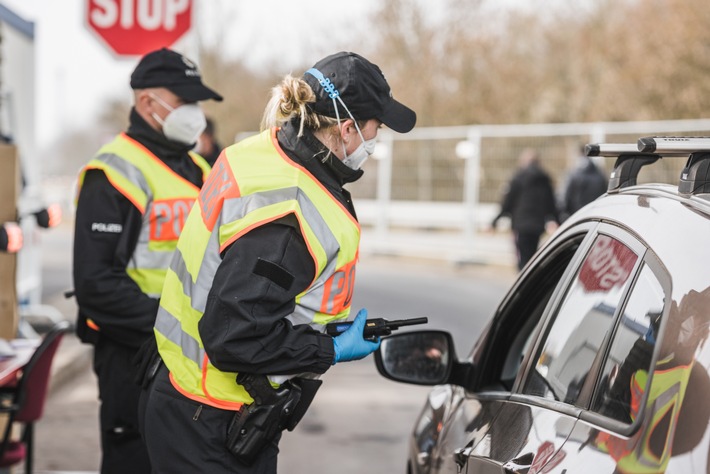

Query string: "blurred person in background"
[[140, 51, 416, 473], [195, 116, 223, 166], [491, 148, 559, 271], [0, 204, 61, 253], [559, 144, 607, 222], [0, 133, 62, 253], [72, 47, 222, 474], [0, 222, 22, 253]]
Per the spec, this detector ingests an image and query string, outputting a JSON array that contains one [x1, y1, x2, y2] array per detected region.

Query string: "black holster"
[[225, 374, 322, 465], [132, 336, 162, 389]]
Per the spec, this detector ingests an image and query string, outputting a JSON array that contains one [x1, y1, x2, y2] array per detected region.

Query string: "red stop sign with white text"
[[578, 235, 638, 293], [87, 0, 193, 56]]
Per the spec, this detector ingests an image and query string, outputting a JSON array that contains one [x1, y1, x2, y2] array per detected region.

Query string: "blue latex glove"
[[332, 309, 381, 364]]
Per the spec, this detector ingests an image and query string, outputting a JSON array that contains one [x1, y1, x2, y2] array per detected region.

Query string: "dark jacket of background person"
[[196, 116, 222, 166], [492, 152, 559, 235], [491, 149, 559, 270], [561, 155, 608, 222]]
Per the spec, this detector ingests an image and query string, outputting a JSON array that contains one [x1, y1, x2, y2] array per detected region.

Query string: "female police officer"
[[140, 52, 416, 472]]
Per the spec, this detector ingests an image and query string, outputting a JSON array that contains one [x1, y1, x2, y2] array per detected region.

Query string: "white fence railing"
[[351, 118, 710, 249]]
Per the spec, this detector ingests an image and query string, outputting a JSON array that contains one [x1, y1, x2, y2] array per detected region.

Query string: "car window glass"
[[478, 233, 587, 392], [523, 235, 639, 404], [592, 264, 664, 423]]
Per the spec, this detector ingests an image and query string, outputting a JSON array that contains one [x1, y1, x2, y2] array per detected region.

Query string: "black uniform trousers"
[[514, 230, 542, 271], [139, 363, 281, 473], [93, 336, 151, 474]]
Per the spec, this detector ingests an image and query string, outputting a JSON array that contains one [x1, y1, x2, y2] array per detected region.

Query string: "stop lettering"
[[87, 0, 193, 56]]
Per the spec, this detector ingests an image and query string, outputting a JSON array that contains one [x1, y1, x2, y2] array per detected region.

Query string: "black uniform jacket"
[[197, 121, 363, 377], [73, 109, 205, 349], [561, 159, 608, 221], [492, 162, 559, 234]]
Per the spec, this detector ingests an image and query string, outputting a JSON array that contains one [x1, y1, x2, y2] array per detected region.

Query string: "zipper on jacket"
[[193, 404, 203, 421]]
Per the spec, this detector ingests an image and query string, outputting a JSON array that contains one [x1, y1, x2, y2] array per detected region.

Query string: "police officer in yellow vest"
[[595, 288, 710, 472], [140, 52, 416, 473], [73, 48, 222, 474]]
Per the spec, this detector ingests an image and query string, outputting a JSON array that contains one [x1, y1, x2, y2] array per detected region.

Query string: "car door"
[[426, 222, 596, 474], [545, 251, 670, 473], [461, 225, 647, 473], [429, 224, 596, 473], [544, 241, 710, 472]]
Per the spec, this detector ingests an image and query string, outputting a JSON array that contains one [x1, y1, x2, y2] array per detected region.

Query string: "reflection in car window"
[[524, 235, 639, 404], [592, 264, 664, 423], [479, 234, 586, 392]]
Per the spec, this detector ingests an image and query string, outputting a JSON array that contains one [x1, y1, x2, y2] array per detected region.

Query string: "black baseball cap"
[[304, 52, 416, 133], [130, 48, 223, 102]]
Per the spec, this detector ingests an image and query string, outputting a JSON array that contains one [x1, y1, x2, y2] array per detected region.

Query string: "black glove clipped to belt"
[[33, 204, 62, 228], [0, 222, 22, 253]]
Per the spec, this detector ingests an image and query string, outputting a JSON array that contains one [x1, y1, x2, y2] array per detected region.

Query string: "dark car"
[[376, 138, 710, 473]]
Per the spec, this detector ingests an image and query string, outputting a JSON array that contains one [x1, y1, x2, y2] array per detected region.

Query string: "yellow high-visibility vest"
[[596, 356, 692, 473], [77, 133, 211, 298], [154, 128, 360, 410]]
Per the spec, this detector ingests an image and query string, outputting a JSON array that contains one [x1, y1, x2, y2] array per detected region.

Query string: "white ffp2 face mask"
[[150, 93, 207, 145], [342, 137, 376, 170]]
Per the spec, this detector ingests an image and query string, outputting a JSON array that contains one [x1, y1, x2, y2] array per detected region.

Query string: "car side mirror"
[[375, 330, 458, 386]]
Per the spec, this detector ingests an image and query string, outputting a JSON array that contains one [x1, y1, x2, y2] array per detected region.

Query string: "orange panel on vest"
[[320, 260, 356, 315], [198, 156, 240, 232], [150, 197, 196, 241]]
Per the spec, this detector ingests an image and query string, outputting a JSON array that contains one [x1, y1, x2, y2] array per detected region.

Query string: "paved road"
[[32, 224, 516, 474]]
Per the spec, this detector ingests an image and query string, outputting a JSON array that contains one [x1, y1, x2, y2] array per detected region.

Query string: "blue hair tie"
[[306, 68, 340, 99]]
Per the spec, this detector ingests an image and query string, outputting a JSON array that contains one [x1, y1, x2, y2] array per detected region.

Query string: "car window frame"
[[509, 222, 671, 437], [469, 221, 599, 398], [577, 249, 671, 437], [546, 224, 647, 408]]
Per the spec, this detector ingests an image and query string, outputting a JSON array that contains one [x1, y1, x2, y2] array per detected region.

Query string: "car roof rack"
[[585, 137, 710, 195], [639, 137, 710, 195], [585, 144, 664, 193]]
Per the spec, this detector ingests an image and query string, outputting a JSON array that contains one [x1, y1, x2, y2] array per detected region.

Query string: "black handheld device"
[[325, 317, 428, 338]]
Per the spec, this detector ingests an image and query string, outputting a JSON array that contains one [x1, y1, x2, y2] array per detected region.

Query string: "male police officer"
[[73, 48, 222, 473]]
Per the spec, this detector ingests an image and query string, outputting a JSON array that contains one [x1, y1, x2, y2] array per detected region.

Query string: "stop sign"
[[87, 0, 193, 56]]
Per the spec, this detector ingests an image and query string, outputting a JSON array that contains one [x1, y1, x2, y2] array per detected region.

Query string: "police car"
[[375, 136, 710, 473]]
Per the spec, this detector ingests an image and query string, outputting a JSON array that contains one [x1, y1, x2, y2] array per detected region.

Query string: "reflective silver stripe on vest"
[[633, 380, 682, 467], [126, 200, 171, 298], [154, 229, 220, 365], [154, 306, 205, 366], [128, 245, 174, 271], [96, 153, 166, 295], [219, 186, 342, 314], [170, 227, 222, 314], [155, 185, 346, 358], [95, 153, 152, 197], [191, 188, 340, 314], [128, 201, 175, 272]]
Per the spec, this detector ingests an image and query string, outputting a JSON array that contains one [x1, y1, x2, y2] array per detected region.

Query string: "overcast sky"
[[2, 0, 534, 151], [2, 0, 384, 149]]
